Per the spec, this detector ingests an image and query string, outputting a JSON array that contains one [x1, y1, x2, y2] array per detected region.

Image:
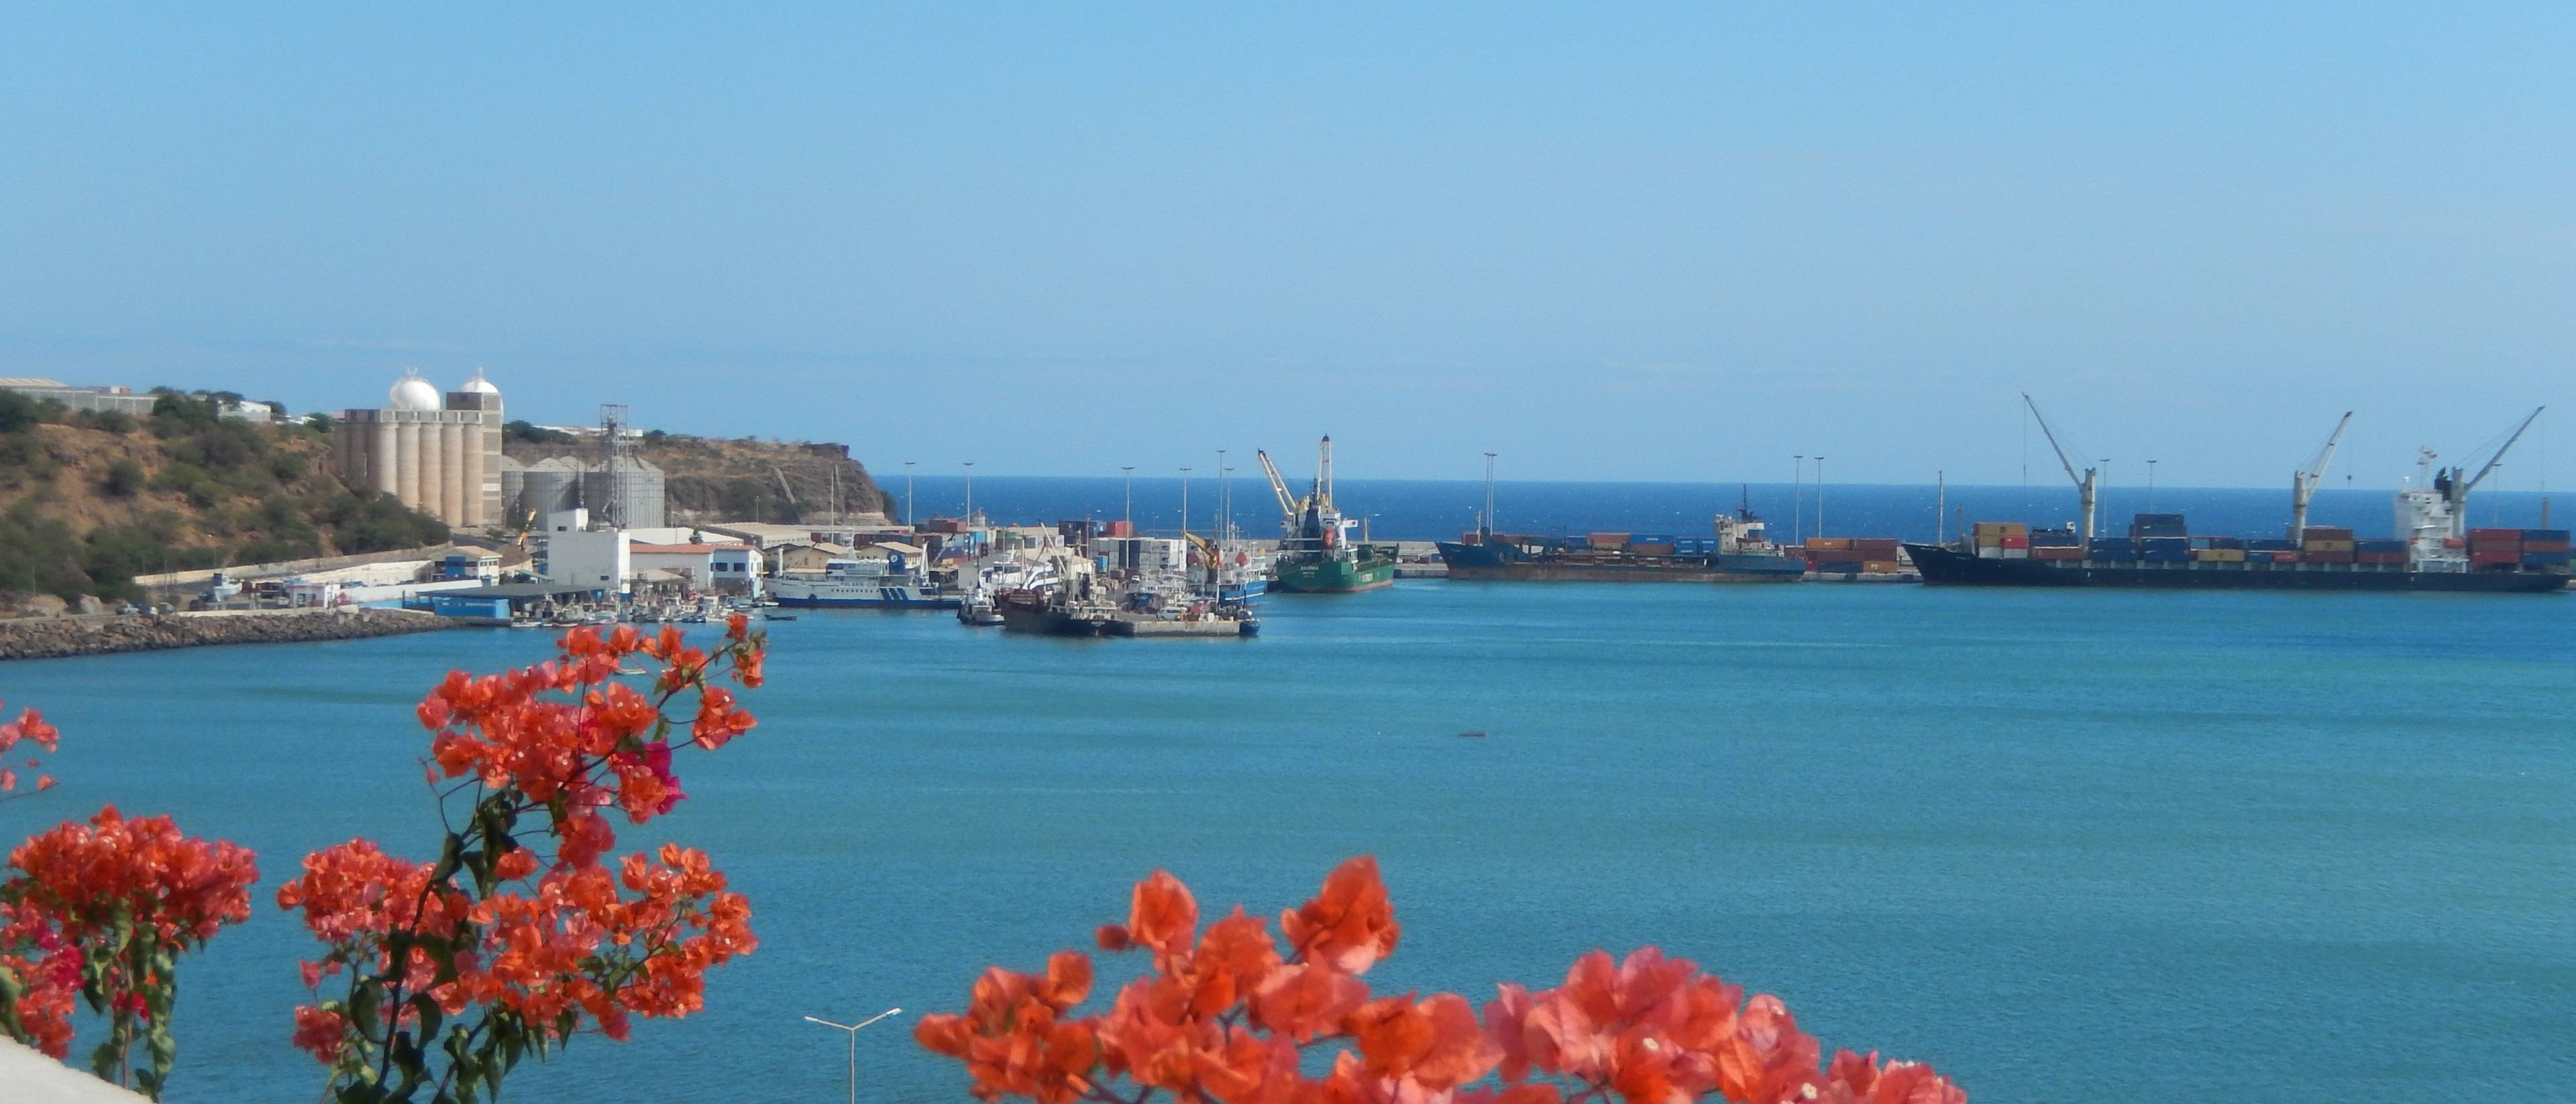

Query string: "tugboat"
[[1258, 437, 1397, 594]]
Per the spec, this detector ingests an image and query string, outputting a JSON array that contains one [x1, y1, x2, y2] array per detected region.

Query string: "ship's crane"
[[2440, 406, 2544, 530], [2289, 411, 2353, 543], [2023, 394, 2099, 542], [1254, 437, 1345, 549], [1255, 449, 1303, 524]]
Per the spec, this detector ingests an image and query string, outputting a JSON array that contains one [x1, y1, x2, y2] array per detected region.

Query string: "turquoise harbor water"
[[3, 582, 2572, 1103]]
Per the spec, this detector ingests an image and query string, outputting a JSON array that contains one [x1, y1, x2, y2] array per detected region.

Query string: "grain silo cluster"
[[332, 370, 504, 528]]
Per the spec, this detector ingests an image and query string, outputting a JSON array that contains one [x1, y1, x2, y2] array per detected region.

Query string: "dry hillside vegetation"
[[502, 425, 892, 525], [0, 390, 449, 603]]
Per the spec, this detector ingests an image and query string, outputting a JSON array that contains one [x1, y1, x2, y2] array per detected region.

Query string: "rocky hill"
[[502, 426, 892, 525], [0, 390, 449, 605]]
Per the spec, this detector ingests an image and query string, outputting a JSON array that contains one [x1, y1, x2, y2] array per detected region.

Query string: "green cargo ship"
[[1271, 544, 1398, 593], [1257, 436, 1397, 594]]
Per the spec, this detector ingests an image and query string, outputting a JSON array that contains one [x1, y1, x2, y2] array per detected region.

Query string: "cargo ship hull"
[[1907, 544, 2569, 593], [1271, 553, 1397, 593], [1436, 543, 1803, 583]]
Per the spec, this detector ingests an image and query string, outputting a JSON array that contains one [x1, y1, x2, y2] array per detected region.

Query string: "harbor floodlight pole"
[[1792, 456, 1803, 545], [1481, 452, 1498, 541], [1122, 466, 1135, 529], [804, 1008, 902, 1104], [962, 461, 975, 529], [902, 461, 916, 527], [1179, 467, 1191, 542], [2289, 412, 2351, 543], [1217, 449, 1228, 539], [1815, 456, 1825, 538], [2146, 459, 2158, 512], [2021, 394, 2098, 542]]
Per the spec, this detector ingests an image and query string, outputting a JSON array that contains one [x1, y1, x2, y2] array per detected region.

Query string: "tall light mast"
[[2022, 394, 2098, 541], [2288, 411, 2353, 544]]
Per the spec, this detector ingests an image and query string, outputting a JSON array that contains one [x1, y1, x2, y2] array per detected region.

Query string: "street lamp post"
[[803, 1007, 902, 1104], [962, 461, 975, 527], [2146, 459, 2158, 512], [1122, 466, 1135, 530], [1216, 449, 1228, 539], [1179, 467, 1191, 541], [902, 461, 916, 527]]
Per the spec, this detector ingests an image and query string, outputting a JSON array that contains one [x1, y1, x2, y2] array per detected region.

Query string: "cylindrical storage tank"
[[417, 420, 443, 518], [396, 423, 424, 508], [373, 420, 399, 497], [440, 422, 466, 525]]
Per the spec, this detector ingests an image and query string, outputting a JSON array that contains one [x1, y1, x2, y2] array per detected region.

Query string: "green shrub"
[[101, 458, 147, 497]]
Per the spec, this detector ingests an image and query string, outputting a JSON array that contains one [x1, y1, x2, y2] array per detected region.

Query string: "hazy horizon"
[[5, 6, 2567, 488]]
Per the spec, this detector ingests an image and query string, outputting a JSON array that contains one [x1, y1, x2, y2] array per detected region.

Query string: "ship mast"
[[2289, 411, 2353, 544], [2021, 394, 2097, 542]]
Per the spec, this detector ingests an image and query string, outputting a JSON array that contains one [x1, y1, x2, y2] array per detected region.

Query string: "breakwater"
[[0, 608, 454, 661]]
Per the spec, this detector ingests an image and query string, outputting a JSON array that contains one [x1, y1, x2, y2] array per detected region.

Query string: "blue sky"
[[3, 5, 2568, 489]]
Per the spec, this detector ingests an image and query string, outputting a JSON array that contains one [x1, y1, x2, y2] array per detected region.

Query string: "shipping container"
[[2468, 548, 2521, 565], [1812, 561, 1863, 573], [1630, 543, 1677, 557], [2355, 539, 2406, 552], [1998, 547, 2030, 559], [2522, 529, 2571, 542], [1589, 532, 1629, 548], [2523, 551, 2573, 567], [2305, 549, 2357, 564], [2031, 546, 2084, 561], [2270, 550, 2301, 563], [1851, 538, 1902, 554], [2192, 548, 2247, 563], [2248, 539, 2296, 551], [2525, 540, 2572, 553], [1105, 520, 1134, 537], [1808, 537, 1852, 551], [2302, 539, 2356, 552], [1998, 535, 2030, 549], [2028, 531, 2083, 547], [2302, 527, 2356, 539], [1862, 559, 1901, 573], [2354, 551, 2406, 565], [2467, 528, 2522, 541]]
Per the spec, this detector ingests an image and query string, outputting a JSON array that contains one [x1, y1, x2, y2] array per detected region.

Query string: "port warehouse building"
[[1, 378, 274, 421]]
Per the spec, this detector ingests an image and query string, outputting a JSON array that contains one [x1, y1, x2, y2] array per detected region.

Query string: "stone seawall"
[[0, 609, 458, 661]]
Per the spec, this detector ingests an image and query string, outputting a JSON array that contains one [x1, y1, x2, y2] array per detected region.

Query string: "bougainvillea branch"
[[280, 617, 767, 1104], [0, 702, 259, 1100], [920, 857, 1965, 1104]]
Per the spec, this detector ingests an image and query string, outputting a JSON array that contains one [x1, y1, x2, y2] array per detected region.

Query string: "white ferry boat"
[[768, 554, 959, 610]]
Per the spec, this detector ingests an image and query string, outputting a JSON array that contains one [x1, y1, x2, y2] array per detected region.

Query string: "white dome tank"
[[457, 368, 500, 396], [388, 370, 441, 411]]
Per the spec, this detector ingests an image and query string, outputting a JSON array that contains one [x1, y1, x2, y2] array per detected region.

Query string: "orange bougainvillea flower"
[[920, 862, 1967, 1104], [1281, 856, 1399, 975]]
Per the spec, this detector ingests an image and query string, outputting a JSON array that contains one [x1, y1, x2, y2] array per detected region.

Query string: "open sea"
[[3, 480, 2572, 1103]]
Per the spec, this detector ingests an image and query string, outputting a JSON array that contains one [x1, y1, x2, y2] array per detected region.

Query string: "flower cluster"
[[282, 617, 767, 1102], [0, 700, 59, 799], [0, 805, 258, 1095], [920, 859, 1964, 1104]]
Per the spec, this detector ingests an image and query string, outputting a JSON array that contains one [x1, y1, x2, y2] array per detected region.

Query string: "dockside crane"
[[1253, 437, 1343, 547], [2438, 406, 2544, 535], [2289, 411, 2353, 544], [2023, 394, 2099, 542]]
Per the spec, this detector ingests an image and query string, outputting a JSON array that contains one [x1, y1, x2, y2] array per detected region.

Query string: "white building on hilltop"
[[333, 370, 504, 528]]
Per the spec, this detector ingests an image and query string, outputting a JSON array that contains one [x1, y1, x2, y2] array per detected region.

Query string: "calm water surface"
[[3, 583, 2571, 1103]]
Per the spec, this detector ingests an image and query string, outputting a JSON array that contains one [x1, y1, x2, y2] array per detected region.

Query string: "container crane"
[[2288, 411, 2353, 544], [2023, 394, 2098, 542], [1254, 437, 1344, 549]]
